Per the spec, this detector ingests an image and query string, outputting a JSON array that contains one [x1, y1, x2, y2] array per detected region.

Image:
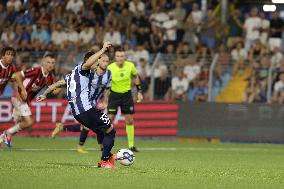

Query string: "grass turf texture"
[[0, 137, 283, 189]]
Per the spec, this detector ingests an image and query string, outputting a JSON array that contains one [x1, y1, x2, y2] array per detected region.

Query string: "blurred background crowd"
[[0, 0, 284, 104]]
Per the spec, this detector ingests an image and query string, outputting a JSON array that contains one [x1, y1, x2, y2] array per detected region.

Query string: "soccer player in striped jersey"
[[0, 53, 56, 148], [37, 42, 116, 168], [0, 47, 17, 96]]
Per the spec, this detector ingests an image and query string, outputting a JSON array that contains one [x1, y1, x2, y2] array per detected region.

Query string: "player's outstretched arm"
[[12, 71, 27, 101], [82, 41, 112, 71], [36, 79, 66, 102]]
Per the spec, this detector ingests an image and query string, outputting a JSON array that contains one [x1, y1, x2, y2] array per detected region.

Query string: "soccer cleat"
[[97, 160, 115, 169], [51, 123, 63, 138], [129, 146, 139, 152], [3, 131, 12, 147], [109, 154, 117, 166], [77, 145, 88, 154]]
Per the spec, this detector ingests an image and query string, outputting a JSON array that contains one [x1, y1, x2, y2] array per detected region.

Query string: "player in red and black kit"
[[0, 47, 17, 96], [0, 53, 56, 148]]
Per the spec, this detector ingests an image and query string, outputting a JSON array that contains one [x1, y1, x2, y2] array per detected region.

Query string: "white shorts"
[[11, 97, 32, 121], [268, 38, 282, 51]]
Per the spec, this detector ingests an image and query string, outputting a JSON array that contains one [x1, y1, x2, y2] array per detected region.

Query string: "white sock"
[[7, 124, 21, 135]]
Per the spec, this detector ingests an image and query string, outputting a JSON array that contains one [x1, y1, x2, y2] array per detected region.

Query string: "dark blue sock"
[[63, 124, 81, 132], [79, 128, 89, 146], [96, 130, 104, 151], [101, 129, 116, 161]]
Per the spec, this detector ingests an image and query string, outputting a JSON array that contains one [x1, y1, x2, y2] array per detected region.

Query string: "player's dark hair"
[[1, 47, 16, 57], [114, 46, 125, 53], [83, 51, 95, 63]]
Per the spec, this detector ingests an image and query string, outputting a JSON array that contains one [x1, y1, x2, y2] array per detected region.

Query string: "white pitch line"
[[6, 147, 283, 152]]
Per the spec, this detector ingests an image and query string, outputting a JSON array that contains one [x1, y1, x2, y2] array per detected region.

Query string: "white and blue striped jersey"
[[89, 70, 112, 107], [64, 63, 111, 116]]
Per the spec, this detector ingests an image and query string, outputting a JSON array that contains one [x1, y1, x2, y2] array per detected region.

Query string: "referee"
[[107, 47, 143, 152]]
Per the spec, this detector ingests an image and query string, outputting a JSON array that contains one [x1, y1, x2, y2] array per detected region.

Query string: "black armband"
[[136, 84, 142, 92]]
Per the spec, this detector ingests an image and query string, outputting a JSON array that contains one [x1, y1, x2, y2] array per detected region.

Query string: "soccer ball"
[[116, 149, 135, 166]]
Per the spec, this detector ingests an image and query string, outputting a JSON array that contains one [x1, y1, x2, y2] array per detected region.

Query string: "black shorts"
[[108, 90, 135, 115], [74, 108, 112, 134]]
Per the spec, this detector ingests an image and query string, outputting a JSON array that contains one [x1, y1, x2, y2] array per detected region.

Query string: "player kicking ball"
[[37, 42, 116, 168]]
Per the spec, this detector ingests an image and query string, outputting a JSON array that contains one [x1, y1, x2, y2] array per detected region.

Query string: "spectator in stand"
[[183, 14, 198, 53], [183, 59, 201, 82], [66, 0, 84, 14], [1, 26, 15, 47], [256, 56, 270, 80], [248, 40, 267, 62], [271, 46, 283, 66], [269, 12, 284, 52], [272, 73, 284, 104], [243, 7, 262, 51], [200, 8, 216, 55], [6, 0, 22, 12], [171, 70, 188, 101], [0, 4, 7, 27], [154, 66, 171, 100], [136, 58, 151, 77], [190, 3, 203, 31], [103, 25, 122, 46], [231, 41, 247, 61], [129, 0, 145, 14], [150, 25, 164, 53], [5, 5, 17, 25], [79, 24, 94, 49], [259, 12, 270, 46], [218, 44, 230, 65], [170, 0, 186, 43], [133, 44, 150, 63], [227, 9, 244, 48], [189, 79, 208, 102], [51, 22, 68, 50], [66, 24, 79, 49]]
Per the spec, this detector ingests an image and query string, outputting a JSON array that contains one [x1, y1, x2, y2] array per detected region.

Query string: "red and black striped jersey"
[[0, 60, 17, 96], [17, 66, 54, 104]]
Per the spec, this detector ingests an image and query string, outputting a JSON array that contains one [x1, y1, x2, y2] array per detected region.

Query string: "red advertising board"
[[0, 99, 178, 138]]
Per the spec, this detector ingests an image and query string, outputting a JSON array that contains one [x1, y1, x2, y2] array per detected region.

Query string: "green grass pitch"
[[0, 137, 283, 189]]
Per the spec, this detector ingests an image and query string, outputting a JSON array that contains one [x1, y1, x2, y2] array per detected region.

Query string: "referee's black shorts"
[[108, 90, 135, 115]]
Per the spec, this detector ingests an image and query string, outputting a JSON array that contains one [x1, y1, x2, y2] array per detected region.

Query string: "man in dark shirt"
[[269, 12, 284, 51]]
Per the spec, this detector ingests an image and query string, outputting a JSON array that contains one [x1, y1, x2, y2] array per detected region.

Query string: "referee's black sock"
[[79, 128, 89, 146], [101, 129, 116, 161], [63, 124, 81, 132]]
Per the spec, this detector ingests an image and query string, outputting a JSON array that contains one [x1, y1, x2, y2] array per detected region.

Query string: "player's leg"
[[51, 123, 82, 138], [74, 108, 116, 168], [77, 127, 89, 154], [121, 91, 138, 152], [2, 98, 33, 147]]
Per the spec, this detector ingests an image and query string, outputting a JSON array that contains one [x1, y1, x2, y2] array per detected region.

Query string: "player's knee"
[[106, 127, 116, 137], [25, 118, 34, 128]]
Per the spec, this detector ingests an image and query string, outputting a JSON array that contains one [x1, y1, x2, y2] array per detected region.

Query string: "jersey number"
[[67, 72, 77, 94], [100, 113, 111, 125]]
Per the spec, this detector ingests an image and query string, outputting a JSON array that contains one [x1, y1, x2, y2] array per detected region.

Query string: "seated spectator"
[[103, 26, 122, 46], [79, 24, 94, 49], [231, 41, 247, 61], [188, 79, 208, 102], [150, 25, 164, 53], [272, 73, 284, 104], [66, 0, 84, 14], [154, 67, 171, 100], [136, 58, 151, 77], [7, 0, 22, 12], [269, 12, 283, 52], [129, 0, 145, 14], [51, 23, 68, 49], [171, 70, 188, 101], [183, 59, 201, 82]]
